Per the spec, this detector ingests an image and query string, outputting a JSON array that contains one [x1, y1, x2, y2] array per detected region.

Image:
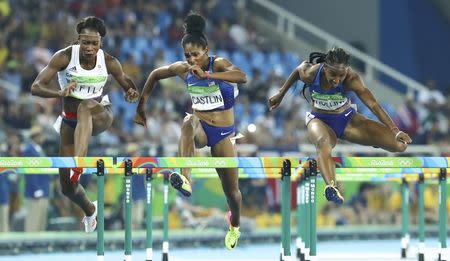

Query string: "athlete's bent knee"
[[314, 136, 333, 152], [181, 114, 196, 135], [77, 100, 96, 116]]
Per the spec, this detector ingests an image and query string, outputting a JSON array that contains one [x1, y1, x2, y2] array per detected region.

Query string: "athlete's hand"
[[189, 65, 206, 79], [134, 107, 147, 127], [59, 81, 77, 97], [268, 92, 284, 111], [395, 131, 412, 144], [125, 88, 139, 103]]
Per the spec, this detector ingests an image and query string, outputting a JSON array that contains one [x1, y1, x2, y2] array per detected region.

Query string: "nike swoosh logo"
[[230, 242, 236, 248], [221, 131, 232, 136], [345, 111, 351, 117]]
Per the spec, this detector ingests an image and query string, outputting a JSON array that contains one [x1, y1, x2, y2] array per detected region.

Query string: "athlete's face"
[[323, 63, 348, 88], [183, 43, 208, 67], [78, 29, 102, 60]]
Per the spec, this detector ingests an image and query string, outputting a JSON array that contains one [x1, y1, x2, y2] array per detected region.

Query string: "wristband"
[[204, 71, 210, 79]]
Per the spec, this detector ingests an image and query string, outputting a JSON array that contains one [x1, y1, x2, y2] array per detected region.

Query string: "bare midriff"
[[194, 107, 234, 126]]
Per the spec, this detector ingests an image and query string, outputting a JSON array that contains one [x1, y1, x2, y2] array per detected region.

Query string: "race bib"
[[188, 83, 225, 111], [311, 91, 348, 111]]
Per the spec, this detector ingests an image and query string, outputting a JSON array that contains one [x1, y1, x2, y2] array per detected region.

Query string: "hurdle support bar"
[[304, 165, 311, 261], [124, 159, 133, 261], [146, 168, 154, 261], [418, 173, 425, 261], [309, 159, 317, 259], [281, 159, 292, 261], [296, 172, 305, 261], [400, 177, 410, 259], [438, 168, 447, 261], [162, 173, 170, 261], [96, 160, 105, 261]]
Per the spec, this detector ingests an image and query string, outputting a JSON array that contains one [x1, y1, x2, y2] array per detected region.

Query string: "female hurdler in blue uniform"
[[134, 14, 246, 250], [269, 48, 412, 204]]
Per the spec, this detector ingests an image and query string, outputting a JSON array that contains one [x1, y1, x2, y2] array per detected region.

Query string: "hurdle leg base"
[[401, 248, 406, 258], [418, 253, 424, 261], [296, 248, 301, 260]]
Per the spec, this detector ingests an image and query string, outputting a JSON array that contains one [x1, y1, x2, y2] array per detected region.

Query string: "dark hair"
[[308, 47, 350, 66], [181, 13, 208, 48], [301, 47, 350, 102], [76, 16, 106, 37]]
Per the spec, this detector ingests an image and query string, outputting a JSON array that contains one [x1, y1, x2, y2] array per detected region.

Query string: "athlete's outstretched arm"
[[105, 54, 139, 102], [268, 62, 311, 110], [31, 49, 75, 98], [346, 70, 412, 144], [134, 61, 189, 127], [196, 57, 247, 84]]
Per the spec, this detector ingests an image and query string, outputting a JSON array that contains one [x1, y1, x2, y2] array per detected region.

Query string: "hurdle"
[[0, 157, 114, 261], [113, 156, 303, 261], [294, 157, 449, 261], [0, 156, 304, 260]]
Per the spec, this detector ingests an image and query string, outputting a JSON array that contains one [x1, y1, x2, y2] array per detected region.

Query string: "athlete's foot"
[[82, 201, 97, 233], [324, 181, 344, 205], [169, 172, 192, 197], [70, 167, 84, 184], [225, 211, 240, 250]]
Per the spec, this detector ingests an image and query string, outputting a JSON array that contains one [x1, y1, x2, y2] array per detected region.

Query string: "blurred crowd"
[[0, 0, 449, 233]]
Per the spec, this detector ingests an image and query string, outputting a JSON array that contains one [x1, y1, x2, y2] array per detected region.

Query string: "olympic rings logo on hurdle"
[[214, 159, 227, 167], [399, 159, 414, 166], [369, 158, 414, 167], [29, 159, 41, 167]]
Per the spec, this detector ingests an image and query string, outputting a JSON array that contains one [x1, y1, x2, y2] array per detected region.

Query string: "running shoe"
[[225, 211, 240, 250], [169, 172, 192, 197], [324, 181, 344, 205], [82, 201, 97, 233]]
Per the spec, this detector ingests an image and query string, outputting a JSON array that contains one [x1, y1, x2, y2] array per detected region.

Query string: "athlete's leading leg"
[[178, 113, 207, 178], [307, 119, 337, 186], [211, 135, 242, 249], [74, 100, 113, 156], [342, 113, 407, 152], [69, 101, 113, 183], [307, 119, 344, 204], [170, 113, 207, 197]]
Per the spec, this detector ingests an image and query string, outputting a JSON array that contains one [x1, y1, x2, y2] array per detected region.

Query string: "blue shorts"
[[200, 120, 235, 147], [308, 107, 356, 138]]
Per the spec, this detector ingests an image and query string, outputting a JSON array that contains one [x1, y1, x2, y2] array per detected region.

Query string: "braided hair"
[[181, 13, 208, 48], [308, 47, 350, 66], [302, 47, 350, 101]]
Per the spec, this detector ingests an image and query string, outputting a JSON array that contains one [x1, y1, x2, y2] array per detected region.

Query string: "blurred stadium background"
[[0, 0, 449, 259]]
